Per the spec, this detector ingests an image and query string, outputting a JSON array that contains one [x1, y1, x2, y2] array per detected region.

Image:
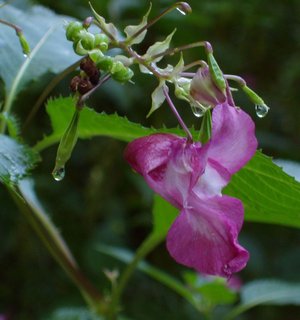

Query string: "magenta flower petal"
[[208, 103, 257, 174], [166, 194, 249, 277], [125, 133, 208, 207]]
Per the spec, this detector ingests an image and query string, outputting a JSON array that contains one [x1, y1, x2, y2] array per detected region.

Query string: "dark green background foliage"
[[0, 0, 300, 319]]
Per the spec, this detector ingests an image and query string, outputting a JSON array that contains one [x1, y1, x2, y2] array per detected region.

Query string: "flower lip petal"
[[166, 194, 249, 278]]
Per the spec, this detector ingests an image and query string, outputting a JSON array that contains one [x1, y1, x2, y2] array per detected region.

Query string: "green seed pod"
[[73, 40, 88, 56], [17, 32, 30, 56], [52, 109, 80, 181], [96, 56, 113, 72], [207, 52, 226, 93], [66, 21, 84, 42], [94, 33, 109, 52], [79, 31, 95, 50]]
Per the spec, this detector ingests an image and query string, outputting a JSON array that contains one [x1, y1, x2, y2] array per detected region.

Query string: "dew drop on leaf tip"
[[52, 166, 65, 181]]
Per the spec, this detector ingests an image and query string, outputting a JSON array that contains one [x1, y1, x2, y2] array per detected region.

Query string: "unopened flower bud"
[[79, 31, 95, 50], [111, 62, 133, 82], [190, 65, 226, 108], [83, 16, 93, 29], [16, 31, 30, 55], [94, 33, 109, 52], [96, 56, 113, 72], [66, 21, 84, 42], [73, 40, 88, 56]]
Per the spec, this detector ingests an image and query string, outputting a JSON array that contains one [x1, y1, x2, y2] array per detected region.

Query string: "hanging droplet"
[[255, 104, 269, 118], [23, 54, 28, 58], [191, 103, 207, 118], [176, 2, 192, 15], [176, 8, 186, 15], [52, 166, 65, 181]]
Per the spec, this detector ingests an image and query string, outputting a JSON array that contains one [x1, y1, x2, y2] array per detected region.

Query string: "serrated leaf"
[[89, 3, 119, 40], [0, 5, 78, 94], [143, 29, 176, 62], [124, 3, 152, 45], [224, 151, 300, 228], [0, 134, 39, 185], [147, 81, 166, 117], [34, 96, 188, 151]]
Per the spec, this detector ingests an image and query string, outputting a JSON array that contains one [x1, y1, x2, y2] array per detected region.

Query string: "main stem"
[[108, 234, 163, 320], [9, 185, 107, 315]]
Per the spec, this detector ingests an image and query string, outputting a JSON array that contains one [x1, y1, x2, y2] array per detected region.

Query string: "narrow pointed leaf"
[[124, 3, 152, 45], [147, 81, 166, 117]]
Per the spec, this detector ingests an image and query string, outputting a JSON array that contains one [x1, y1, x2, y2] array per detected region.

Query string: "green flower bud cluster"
[[66, 21, 134, 84], [66, 21, 110, 56]]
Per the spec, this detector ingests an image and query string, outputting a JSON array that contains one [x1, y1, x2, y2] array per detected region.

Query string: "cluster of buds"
[[66, 20, 134, 85]]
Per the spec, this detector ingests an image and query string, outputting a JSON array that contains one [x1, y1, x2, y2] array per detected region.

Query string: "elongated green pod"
[[52, 109, 80, 181], [207, 52, 226, 93]]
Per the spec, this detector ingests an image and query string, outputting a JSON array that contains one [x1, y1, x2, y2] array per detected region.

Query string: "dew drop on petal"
[[255, 104, 269, 118], [52, 166, 65, 181]]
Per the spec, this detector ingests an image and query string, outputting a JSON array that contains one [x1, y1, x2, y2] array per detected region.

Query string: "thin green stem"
[[0, 18, 22, 33], [151, 41, 209, 61], [8, 184, 107, 315], [108, 233, 163, 319], [0, 25, 56, 133], [127, 2, 191, 44]]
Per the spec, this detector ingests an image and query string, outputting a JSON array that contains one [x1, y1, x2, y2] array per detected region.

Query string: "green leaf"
[[152, 195, 178, 237], [225, 279, 300, 319], [124, 3, 152, 45], [224, 151, 300, 228], [0, 5, 77, 94], [34, 96, 187, 151], [89, 3, 119, 40], [147, 80, 166, 117], [183, 272, 237, 307], [0, 134, 39, 185]]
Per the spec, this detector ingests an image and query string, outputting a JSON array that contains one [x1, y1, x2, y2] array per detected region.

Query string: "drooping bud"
[[16, 31, 30, 56], [79, 31, 95, 50], [190, 65, 226, 109], [96, 56, 114, 72], [176, 2, 192, 15], [242, 85, 269, 118], [52, 109, 80, 181]]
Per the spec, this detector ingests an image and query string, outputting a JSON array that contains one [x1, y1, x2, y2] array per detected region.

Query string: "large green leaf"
[[0, 134, 39, 185], [34, 97, 187, 151], [225, 279, 300, 319], [37, 97, 300, 229], [0, 5, 77, 94], [224, 152, 300, 227]]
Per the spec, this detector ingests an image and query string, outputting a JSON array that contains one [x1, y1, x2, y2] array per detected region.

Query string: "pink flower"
[[125, 103, 257, 277]]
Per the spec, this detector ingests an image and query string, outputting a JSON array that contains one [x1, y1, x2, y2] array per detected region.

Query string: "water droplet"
[[176, 8, 186, 15], [23, 54, 28, 58], [255, 104, 269, 118], [52, 166, 65, 181], [176, 2, 192, 15], [191, 105, 206, 118]]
